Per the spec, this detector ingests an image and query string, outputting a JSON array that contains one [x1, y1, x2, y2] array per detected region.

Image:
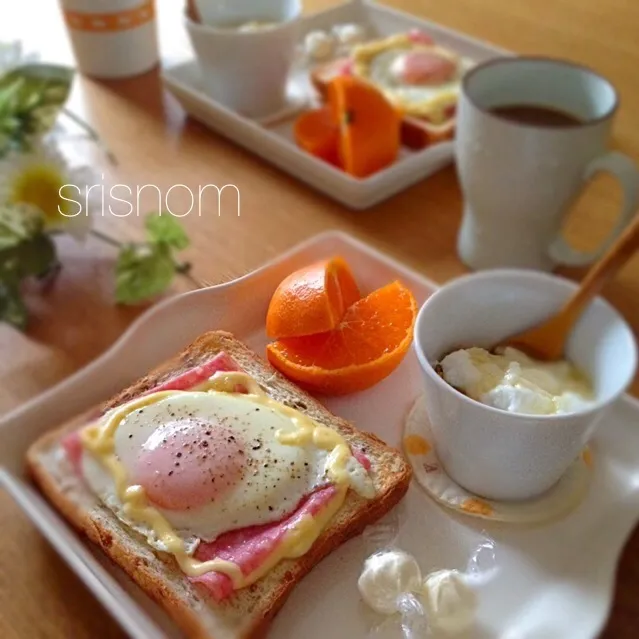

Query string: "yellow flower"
[[0, 143, 92, 240], [9, 162, 72, 221]]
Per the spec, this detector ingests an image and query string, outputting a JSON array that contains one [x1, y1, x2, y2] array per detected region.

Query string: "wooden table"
[[1, 0, 639, 637]]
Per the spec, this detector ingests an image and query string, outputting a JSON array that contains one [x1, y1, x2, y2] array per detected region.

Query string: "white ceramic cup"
[[455, 57, 639, 272], [185, 0, 301, 118], [413, 270, 637, 501]]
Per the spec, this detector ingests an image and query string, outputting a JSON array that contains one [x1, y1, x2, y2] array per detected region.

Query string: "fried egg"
[[81, 391, 374, 554], [352, 33, 474, 124]]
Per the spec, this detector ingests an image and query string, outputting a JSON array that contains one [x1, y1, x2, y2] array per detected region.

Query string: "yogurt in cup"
[[413, 270, 637, 501], [186, 0, 301, 118]]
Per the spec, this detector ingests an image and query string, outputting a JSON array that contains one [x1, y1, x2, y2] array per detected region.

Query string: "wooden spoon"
[[499, 212, 639, 361], [186, 0, 201, 23]]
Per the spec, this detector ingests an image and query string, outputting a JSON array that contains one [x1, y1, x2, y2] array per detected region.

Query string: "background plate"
[[163, 0, 507, 209]]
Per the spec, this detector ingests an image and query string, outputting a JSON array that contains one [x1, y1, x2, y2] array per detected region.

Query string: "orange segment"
[[265, 256, 360, 339], [404, 434, 431, 456], [327, 76, 401, 178], [293, 107, 341, 166], [267, 281, 417, 394], [460, 498, 494, 518]]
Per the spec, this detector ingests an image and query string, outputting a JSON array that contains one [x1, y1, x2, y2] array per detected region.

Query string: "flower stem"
[[62, 109, 119, 167], [89, 229, 207, 289], [90, 228, 122, 249]]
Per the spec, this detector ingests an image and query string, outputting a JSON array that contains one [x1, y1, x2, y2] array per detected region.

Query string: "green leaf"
[[0, 206, 57, 281], [0, 77, 24, 109], [0, 207, 57, 329], [0, 232, 57, 281], [115, 244, 176, 305], [0, 63, 74, 153], [19, 233, 57, 278], [0, 280, 28, 330], [145, 213, 190, 250], [0, 206, 43, 251]]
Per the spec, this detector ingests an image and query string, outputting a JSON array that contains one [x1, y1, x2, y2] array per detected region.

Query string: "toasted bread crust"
[[27, 331, 412, 639]]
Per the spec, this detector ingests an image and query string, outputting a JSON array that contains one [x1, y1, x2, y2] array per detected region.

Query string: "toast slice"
[[27, 331, 412, 639], [310, 57, 456, 150]]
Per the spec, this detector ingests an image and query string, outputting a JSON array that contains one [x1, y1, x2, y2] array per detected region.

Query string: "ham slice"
[[61, 432, 84, 474], [191, 485, 339, 600], [353, 449, 371, 471], [61, 352, 240, 472], [148, 352, 239, 394], [62, 352, 370, 600]]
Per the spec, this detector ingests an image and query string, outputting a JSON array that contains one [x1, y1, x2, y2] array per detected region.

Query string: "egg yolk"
[[134, 418, 245, 511], [390, 50, 456, 86]]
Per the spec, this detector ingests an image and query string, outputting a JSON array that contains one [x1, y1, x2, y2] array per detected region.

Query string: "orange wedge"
[[293, 106, 341, 166], [265, 256, 361, 339], [267, 281, 417, 394], [327, 76, 401, 178]]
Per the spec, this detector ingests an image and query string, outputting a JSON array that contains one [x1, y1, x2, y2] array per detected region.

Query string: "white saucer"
[[403, 395, 593, 524]]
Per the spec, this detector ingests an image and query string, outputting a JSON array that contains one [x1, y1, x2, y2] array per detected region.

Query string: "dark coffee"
[[489, 104, 583, 127]]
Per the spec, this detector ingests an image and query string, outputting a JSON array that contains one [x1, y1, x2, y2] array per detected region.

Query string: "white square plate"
[[162, 0, 507, 209], [2, 231, 639, 639]]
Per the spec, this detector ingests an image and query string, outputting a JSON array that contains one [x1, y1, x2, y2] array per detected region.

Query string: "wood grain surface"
[[1, 0, 639, 637]]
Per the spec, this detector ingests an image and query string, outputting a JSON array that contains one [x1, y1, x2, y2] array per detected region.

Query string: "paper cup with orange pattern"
[[60, 0, 159, 78]]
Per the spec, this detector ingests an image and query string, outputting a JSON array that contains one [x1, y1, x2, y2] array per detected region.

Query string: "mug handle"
[[548, 151, 639, 267]]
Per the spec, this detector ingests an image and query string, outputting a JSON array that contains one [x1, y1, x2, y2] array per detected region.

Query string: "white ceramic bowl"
[[413, 270, 637, 501], [186, 0, 301, 118]]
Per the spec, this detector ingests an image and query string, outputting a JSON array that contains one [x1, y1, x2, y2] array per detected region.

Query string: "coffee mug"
[[455, 57, 639, 272]]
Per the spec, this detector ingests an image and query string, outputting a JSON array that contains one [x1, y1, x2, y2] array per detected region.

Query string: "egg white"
[[81, 391, 374, 553], [365, 48, 473, 113]]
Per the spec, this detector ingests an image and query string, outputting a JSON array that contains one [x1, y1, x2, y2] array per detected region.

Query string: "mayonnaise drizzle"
[[79, 371, 361, 588]]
